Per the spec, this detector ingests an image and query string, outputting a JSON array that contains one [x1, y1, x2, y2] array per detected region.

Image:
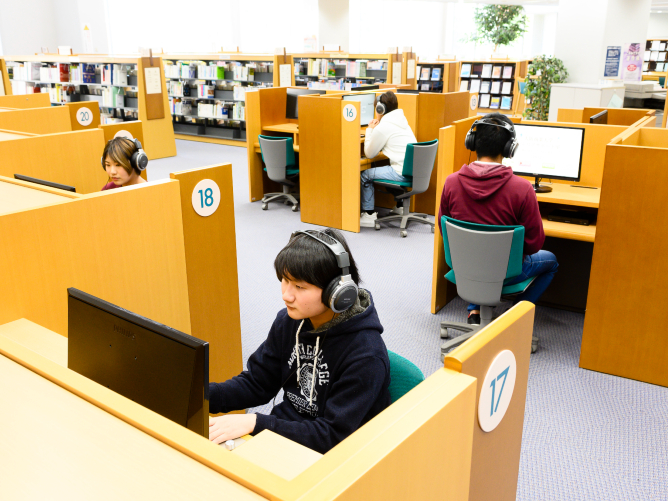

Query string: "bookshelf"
[[291, 52, 398, 90], [161, 52, 293, 147], [3, 54, 175, 159], [643, 39, 668, 87], [0, 58, 11, 97], [458, 59, 528, 115], [415, 59, 460, 93]]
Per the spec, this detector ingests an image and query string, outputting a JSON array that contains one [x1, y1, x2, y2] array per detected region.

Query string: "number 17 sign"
[[478, 350, 517, 432]]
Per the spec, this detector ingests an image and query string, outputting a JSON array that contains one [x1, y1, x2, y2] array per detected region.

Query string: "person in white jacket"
[[360, 91, 417, 228]]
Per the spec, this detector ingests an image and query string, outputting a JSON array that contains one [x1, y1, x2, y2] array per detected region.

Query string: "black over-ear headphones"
[[464, 117, 519, 159], [375, 93, 387, 116], [292, 230, 358, 313], [101, 138, 149, 173]]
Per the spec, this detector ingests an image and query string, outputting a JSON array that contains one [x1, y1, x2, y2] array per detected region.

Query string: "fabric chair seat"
[[374, 178, 413, 188], [264, 167, 298, 176], [387, 350, 425, 403]]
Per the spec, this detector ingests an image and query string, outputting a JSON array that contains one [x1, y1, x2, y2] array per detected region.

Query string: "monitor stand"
[[533, 177, 552, 193]]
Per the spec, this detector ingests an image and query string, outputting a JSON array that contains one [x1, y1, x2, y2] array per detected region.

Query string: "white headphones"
[[375, 93, 386, 116]]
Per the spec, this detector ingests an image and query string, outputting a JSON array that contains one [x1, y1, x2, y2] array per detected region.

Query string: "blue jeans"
[[467, 250, 559, 312], [360, 166, 409, 211]]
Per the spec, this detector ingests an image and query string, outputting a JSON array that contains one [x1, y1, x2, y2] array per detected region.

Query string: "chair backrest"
[[387, 350, 425, 403], [401, 139, 438, 195], [258, 135, 296, 183], [441, 216, 525, 306]]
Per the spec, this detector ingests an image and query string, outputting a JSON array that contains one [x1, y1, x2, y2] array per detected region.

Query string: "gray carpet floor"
[[150, 139, 668, 501]]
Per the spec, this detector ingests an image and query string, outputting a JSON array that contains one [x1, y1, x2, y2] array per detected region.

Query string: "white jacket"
[[364, 109, 417, 176]]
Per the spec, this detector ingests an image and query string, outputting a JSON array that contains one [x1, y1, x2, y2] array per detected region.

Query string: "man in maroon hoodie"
[[438, 113, 558, 324]]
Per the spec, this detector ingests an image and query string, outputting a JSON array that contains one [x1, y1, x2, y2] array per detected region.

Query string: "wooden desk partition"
[[557, 107, 654, 126], [0, 128, 108, 193], [0, 92, 50, 108], [0, 106, 72, 134], [138, 56, 176, 160], [0, 175, 78, 215], [170, 165, 243, 386], [0, 58, 10, 96], [581, 128, 668, 387], [66, 101, 101, 131], [99, 120, 145, 145], [445, 301, 534, 501], [0, 180, 192, 337]]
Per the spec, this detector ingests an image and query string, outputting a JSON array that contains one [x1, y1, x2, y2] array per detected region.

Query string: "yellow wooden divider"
[[0, 93, 50, 108], [0, 106, 71, 134], [65, 102, 101, 131]]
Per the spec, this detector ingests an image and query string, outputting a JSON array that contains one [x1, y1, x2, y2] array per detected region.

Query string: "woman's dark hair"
[[102, 137, 138, 175], [474, 113, 514, 159], [379, 91, 398, 114], [274, 228, 360, 289]]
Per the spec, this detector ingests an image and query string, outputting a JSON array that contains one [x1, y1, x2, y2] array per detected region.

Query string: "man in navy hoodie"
[[208, 229, 391, 454], [438, 113, 558, 324]]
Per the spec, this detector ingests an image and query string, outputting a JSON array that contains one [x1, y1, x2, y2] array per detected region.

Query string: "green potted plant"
[[522, 56, 569, 121], [465, 5, 528, 52]]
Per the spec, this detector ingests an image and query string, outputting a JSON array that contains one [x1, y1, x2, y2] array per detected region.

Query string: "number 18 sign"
[[478, 349, 517, 432], [192, 179, 221, 217]]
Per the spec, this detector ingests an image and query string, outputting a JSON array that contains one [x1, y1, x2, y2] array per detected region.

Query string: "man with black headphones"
[[438, 113, 558, 324]]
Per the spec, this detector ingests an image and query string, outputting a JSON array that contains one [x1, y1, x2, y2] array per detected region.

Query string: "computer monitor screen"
[[589, 110, 608, 124], [286, 88, 326, 119], [14, 173, 76, 193], [67, 288, 209, 437], [355, 84, 380, 91], [504, 124, 585, 182], [342, 93, 376, 126]]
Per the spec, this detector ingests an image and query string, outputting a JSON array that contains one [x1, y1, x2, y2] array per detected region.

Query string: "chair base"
[[374, 206, 435, 238], [262, 186, 300, 212]]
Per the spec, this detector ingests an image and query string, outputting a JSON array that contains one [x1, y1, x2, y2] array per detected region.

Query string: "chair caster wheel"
[[431, 226, 435, 233], [261, 203, 268, 210], [374, 224, 380, 231], [531, 336, 539, 353], [292, 205, 299, 212], [400, 230, 407, 238], [440, 328, 450, 339]]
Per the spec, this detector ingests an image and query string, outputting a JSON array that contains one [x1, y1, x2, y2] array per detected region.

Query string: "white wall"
[[0, 0, 58, 55], [647, 13, 668, 38], [320, 0, 349, 52]]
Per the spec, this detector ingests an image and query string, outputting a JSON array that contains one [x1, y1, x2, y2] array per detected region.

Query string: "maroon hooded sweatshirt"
[[438, 161, 545, 256]]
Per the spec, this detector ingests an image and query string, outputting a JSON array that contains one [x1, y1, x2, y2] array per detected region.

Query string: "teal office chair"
[[373, 139, 438, 238], [258, 135, 299, 212], [387, 350, 425, 403], [439, 216, 539, 359]]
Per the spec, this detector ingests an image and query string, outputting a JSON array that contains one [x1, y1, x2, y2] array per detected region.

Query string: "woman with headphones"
[[101, 137, 149, 190], [208, 228, 391, 453], [360, 91, 418, 227]]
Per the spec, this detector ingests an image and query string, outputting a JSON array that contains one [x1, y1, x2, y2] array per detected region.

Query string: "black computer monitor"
[[397, 89, 420, 94], [14, 173, 76, 193], [503, 124, 585, 193], [286, 88, 326, 119], [67, 288, 209, 437], [342, 93, 376, 126], [589, 110, 608, 124], [355, 84, 380, 91]]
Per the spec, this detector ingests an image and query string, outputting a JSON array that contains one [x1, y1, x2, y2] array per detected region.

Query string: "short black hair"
[[274, 228, 360, 289], [379, 91, 398, 114], [474, 113, 514, 159]]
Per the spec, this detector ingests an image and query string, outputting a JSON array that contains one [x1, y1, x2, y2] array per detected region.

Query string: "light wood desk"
[[0, 177, 76, 215]]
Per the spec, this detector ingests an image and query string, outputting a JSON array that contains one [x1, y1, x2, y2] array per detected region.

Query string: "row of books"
[[645, 51, 668, 62], [305, 80, 377, 90], [195, 102, 245, 120], [648, 40, 668, 51], [295, 59, 386, 78], [167, 81, 249, 101], [10, 61, 133, 85], [476, 94, 513, 110], [100, 113, 132, 125], [417, 66, 441, 81], [460, 79, 514, 95], [164, 61, 271, 81], [643, 62, 667, 72], [461, 63, 514, 80]]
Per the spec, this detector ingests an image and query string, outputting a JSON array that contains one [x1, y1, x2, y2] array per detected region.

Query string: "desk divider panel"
[[581, 133, 668, 387], [0, 180, 192, 337], [170, 165, 243, 387], [66, 101, 101, 131], [0, 106, 72, 134], [0, 58, 10, 96], [0, 93, 50, 108], [445, 302, 534, 501], [582, 107, 654, 126], [0, 128, 108, 194]]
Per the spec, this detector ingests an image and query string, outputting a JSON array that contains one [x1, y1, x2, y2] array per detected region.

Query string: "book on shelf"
[[645, 50, 651, 61], [479, 94, 491, 108], [500, 96, 513, 110], [501, 81, 512, 94], [502, 65, 513, 79], [460, 80, 469, 91], [198, 84, 215, 99], [651, 40, 661, 50], [420, 67, 430, 80], [661, 43, 667, 51], [489, 96, 500, 109], [82, 64, 96, 83], [481, 64, 492, 79], [643, 62, 650, 71], [490, 81, 500, 94], [492, 66, 502, 79], [470, 79, 481, 93], [421, 83, 430, 91], [416, 65, 422, 78], [431, 67, 441, 81], [660, 52, 667, 61], [461, 64, 471, 78], [650, 52, 659, 61], [472, 64, 483, 77], [656, 62, 665, 72], [480, 81, 491, 94]]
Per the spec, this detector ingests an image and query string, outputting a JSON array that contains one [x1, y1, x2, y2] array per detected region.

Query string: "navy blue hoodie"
[[209, 289, 391, 453]]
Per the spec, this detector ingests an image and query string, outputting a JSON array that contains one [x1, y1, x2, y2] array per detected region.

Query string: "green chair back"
[[387, 350, 425, 403]]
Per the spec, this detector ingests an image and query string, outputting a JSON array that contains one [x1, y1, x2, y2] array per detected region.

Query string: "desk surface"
[[263, 123, 299, 134], [0, 179, 73, 215], [0, 130, 30, 141], [536, 183, 600, 208]]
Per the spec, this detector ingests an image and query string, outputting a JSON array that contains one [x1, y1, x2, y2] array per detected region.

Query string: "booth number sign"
[[478, 349, 517, 432], [192, 179, 221, 217]]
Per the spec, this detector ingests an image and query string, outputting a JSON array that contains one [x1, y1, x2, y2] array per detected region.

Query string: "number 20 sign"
[[191, 179, 221, 217], [478, 350, 517, 432]]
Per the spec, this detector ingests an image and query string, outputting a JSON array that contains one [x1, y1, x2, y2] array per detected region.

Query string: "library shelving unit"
[[643, 39, 668, 87], [3, 54, 176, 159], [458, 59, 528, 115], [0, 58, 11, 96], [161, 51, 293, 147], [414, 57, 460, 93], [291, 52, 401, 89]]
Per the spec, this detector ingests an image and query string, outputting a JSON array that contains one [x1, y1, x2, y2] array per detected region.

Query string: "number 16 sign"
[[478, 350, 517, 432]]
